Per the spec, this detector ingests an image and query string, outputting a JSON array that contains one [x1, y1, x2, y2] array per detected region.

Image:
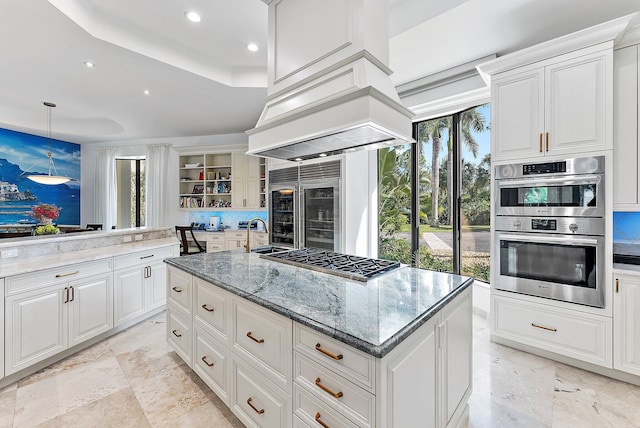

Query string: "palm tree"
[[446, 108, 484, 224], [418, 118, 450, 227], [378, 147, 413, 235]]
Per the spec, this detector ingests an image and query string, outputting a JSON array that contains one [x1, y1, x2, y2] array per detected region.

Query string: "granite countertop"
[[0, 237, 178, 278], [165, 250, 473, 358]]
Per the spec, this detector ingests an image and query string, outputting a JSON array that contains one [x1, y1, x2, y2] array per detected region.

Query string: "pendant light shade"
[[25, 102, 71, 185]]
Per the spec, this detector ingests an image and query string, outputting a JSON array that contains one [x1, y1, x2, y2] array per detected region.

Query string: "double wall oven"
[[494, 156, 606, 308]]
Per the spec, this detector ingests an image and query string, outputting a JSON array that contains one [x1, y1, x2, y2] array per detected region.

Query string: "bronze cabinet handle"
[[246, 397, 265, 415], [546, 132, 549, 151], [172, 287, 182, 293], [315, 343, 343, 360], [315, 413, 330, 428], [315, 377, 343, 399], [246, 331, 264, 344], [539, 133, 543, 152], [201, 304, 214, 312], [172, 329, 182, 338], [531, 322, 557, 332], [201, 356, 214, 367], [64, 287, 69, 303], [56, 271, 79, 278], [140, 254, 154, 259], [616, 278, 619, 293], [70, 286, 74, 302]]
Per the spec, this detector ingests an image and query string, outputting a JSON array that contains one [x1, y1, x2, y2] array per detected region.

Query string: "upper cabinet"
[[613, 44, 640, 208], [491, 47, 612, 161], [179, 152, 266, 210]]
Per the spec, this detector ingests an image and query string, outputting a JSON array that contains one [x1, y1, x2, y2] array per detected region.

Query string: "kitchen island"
[[165, 250, 473, 428]]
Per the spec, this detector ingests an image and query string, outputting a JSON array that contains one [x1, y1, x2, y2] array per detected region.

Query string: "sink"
[[251, 246, 291, 254]]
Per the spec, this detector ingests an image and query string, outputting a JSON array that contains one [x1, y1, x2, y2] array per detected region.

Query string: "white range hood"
[[246, 0, 414, 161]]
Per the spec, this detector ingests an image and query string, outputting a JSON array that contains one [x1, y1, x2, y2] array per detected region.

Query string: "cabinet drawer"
[[294, 384, 359, 428], [167, 267, 192, 314], [207, 242, 226, 252], [252, 232, 269, 246], [294, 324, 375, 392], [492, 296, 612, 367], [194, 326, 229, 404], [226, 231, 246, 240], [232, 359, 292, 428], [233, 299, 293, 390], [113, 246, 173, 270], [294, 353, 374, 427], [167, 306, 192, 366], [194, 277, 229, 344], [7, 258, 112, 295], [206, 234, 225, 243]]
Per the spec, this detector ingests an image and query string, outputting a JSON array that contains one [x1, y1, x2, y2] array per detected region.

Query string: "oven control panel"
[[494, 216, 604, 236], [523, 161, 566, 175]]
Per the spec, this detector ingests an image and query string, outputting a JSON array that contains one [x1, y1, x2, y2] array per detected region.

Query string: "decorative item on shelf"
[[199, 171, 204, 180], [207, 171, 214, 180], [192, 184, 204, 194], [212, 180, 219, 194], [184, 163, 200, 168]]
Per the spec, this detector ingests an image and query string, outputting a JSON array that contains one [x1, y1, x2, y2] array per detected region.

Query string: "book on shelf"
[[180, 197, 202, 208]]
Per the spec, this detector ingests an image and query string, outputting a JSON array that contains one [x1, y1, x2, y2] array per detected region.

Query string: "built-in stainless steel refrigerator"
[[300, 179, 340, 252], [269, 183, 298, 248]]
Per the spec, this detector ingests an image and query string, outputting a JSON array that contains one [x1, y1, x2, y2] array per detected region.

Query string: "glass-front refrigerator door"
[[301, 181, 340, 251], [269, 185, 297, 248]]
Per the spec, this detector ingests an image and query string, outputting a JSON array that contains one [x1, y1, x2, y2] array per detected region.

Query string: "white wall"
[[80, 133, 249, 228]]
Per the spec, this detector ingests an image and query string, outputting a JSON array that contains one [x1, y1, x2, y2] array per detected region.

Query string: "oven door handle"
[[497, 174, 601, 188], [498, 232, 600, 246]]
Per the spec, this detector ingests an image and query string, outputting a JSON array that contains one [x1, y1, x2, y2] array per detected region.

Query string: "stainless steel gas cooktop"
[[260, 248, 401, 282]]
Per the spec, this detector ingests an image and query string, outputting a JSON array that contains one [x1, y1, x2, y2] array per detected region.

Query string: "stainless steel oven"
[[495, 156, 604, 217], [494, 156, 606, 308], [494, 216, 605, 308]]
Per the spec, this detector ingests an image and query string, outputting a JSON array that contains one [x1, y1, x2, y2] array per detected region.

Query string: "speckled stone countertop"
[[165, 250, 473, 358]]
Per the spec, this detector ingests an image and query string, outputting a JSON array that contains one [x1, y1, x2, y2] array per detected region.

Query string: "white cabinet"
[[492, 47, 612, 161], [0, 278, 3, 380], [232, 153, 263, 209], [225, 230, 247, 250], [613, 273, 640, 376], [205, 234, 226, 253], [114, 246, 172, 326], [5, 265, 113, 375], [613, 44, 640, 207], [492, 295, 612, 367]]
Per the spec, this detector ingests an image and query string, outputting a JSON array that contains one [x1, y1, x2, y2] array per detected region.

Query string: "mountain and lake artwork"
[[0, 128, 80, 226]]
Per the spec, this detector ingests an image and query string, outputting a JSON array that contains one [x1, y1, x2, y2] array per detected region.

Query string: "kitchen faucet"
[[244, 217, 269, 253]]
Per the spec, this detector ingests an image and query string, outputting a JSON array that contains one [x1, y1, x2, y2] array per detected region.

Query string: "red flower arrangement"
[[30, 203, 61, 221]]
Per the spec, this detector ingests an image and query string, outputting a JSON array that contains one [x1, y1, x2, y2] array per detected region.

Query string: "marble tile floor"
[[1, 311, 639, 428]]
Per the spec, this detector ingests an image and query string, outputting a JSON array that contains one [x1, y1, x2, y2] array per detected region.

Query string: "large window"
[[378, 104, 490, 282], [116, 158, 146, 228]]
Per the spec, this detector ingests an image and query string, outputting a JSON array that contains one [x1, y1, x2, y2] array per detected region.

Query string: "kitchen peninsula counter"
[[164, 250, 473, 357]]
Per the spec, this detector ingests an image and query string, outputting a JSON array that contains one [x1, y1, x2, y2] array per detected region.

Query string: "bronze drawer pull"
[[539, 133, 542, 153], [531, 322, 557, 332], [140, 254, 154, 259], [315, 343, 343, 360], [172, 287, 182, 293], [201, 356, 214, 367], [56, 270, 79, 278], [546, 132, 549, 151], [172, 329, 182, 338], [201, 304, 214, 312], [246, 331, 264, 344], [246, 397, 264, 415], [315, 377, 343, 399], [315, 412, 330, 428]]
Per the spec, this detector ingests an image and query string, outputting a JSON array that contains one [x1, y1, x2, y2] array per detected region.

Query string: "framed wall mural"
[[0, 127, 81, 226]]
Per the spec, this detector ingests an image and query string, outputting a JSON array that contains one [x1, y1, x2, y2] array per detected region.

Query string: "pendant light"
[[25, 102, 71, 185]]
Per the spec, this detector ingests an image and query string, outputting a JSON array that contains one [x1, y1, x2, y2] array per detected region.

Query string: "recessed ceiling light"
[[143, 90, 150, 95], [246, 43, 259, 52], [185, 11, 201, 23], [294, 158, 302, 161], [318, 153, 327, 157], [84, 61, 95, 68]]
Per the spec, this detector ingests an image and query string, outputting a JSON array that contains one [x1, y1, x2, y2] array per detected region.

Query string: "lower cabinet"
[[5, 270, 113, 375], [613, 272, 640, 376], [166, 267, 472, 428], [0, 278, 4, 380], [114, 246, 172, 326]]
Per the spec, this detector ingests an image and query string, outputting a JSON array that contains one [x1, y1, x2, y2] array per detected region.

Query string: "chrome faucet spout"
[[245, 218, 269, 253]]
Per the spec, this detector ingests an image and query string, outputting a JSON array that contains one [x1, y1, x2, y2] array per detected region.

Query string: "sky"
[[0, 128, 81, 182]]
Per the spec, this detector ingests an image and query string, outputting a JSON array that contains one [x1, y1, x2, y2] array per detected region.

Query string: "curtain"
[[94, 147, 117, 230], [146, 143, 171, 227]]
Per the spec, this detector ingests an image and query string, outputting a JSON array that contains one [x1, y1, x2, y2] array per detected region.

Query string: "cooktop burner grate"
[[260, 248, 401, 281]]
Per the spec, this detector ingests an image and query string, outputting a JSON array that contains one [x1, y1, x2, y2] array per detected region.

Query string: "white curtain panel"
[[94, 147, 117, 230], [146, 143, 171, 227]]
